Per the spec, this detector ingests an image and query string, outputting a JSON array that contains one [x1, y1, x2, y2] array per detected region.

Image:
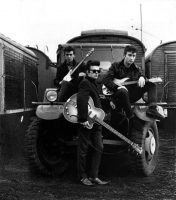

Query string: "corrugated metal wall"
[[0, 34, 38, 168], [145, 42, 176, 103], [164, 52, 176, 102], [4, 47, 38, 110]]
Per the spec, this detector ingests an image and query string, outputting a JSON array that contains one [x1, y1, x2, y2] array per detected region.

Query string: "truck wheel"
[[24, 117, 68, 176], [129, 117, 159, 176]]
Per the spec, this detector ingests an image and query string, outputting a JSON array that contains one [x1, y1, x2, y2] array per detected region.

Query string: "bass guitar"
[[61, 48, 94, 83], [102, 77, 162, 95], [63, 93, 143, 155]]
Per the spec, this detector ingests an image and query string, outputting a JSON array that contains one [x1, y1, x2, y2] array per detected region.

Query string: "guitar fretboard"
[[70, 48, 94, 75], [95, 117, 142, 154]]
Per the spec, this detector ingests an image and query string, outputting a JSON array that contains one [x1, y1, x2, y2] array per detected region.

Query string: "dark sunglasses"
[[90, 69, 101, 73]]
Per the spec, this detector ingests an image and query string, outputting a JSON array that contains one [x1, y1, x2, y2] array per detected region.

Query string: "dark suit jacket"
[[102, 59, 144, 92], [77, 77, 102, 122]]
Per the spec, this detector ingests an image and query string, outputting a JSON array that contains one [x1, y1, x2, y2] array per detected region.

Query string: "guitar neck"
[[95, 117, 142, 154], [95, 118, 133, 146], [70, 59, 85, 75], [70, 49, 94, 76], [122, 80, 138, 86], [122, 78, 156, 86]]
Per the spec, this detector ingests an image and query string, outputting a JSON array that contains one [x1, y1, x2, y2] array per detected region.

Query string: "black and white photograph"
[[0, 0, 175, 199]]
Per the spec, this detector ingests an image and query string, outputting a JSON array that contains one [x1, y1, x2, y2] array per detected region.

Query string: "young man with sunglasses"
[[54, 46, 85, 102], [77, 60, 109, 186], [102, 45, 164, 121]]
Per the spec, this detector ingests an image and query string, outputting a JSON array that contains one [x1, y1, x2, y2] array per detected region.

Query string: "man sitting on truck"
[[54, 46, 85, 102], [102, 45, 164, 121]]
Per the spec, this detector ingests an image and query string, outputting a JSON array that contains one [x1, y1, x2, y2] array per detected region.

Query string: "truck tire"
[[24, 117, 68, 176], [129, 117, 159, 176]]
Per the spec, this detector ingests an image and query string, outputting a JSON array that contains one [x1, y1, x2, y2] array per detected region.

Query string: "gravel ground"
[[0, 129, 175, 200]]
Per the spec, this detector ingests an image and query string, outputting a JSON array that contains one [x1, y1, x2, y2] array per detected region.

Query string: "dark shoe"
[[146, 107, 165, 120], [89, 177, 110, 185], [80, 178, 94, 186]]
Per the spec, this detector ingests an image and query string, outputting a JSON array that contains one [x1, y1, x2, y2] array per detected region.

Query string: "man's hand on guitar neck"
[[138, 76, 145, 88]]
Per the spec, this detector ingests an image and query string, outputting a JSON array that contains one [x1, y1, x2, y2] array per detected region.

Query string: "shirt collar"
[[120, 59, 137, 69]]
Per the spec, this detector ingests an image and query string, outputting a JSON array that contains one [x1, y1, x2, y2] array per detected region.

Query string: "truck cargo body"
[[0, 33, 38, 168]]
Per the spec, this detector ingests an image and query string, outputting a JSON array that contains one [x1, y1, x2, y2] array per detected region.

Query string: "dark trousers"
[[113, 82, 157, 118], [77, 125, 103, 179], [57, 81, 78, 102]]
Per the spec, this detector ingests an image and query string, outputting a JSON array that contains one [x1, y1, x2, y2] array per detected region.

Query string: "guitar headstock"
[[131, 143, 143, 155], [86, 48, 95, 57]]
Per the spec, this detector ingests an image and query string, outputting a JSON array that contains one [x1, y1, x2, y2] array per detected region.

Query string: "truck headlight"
[[46, 90, 57, 102]]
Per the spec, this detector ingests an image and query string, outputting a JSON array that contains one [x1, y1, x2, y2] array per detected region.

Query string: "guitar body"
[[102, 77, 129, 95], [63, 93, 105, 129], [63, 71, 72, 82], [113, 77, 129, 86]]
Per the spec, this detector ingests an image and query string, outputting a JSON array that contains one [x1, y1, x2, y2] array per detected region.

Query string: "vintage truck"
[[24, 29, 165, 177]]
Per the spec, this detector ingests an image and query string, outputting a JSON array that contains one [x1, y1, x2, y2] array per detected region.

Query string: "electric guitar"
[[61, 48, 94, 83], [102, 77, 163, 95], [63, 93, 143, 155]]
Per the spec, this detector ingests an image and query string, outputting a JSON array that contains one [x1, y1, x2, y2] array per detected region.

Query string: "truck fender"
[[36, 105, 63, 120]]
